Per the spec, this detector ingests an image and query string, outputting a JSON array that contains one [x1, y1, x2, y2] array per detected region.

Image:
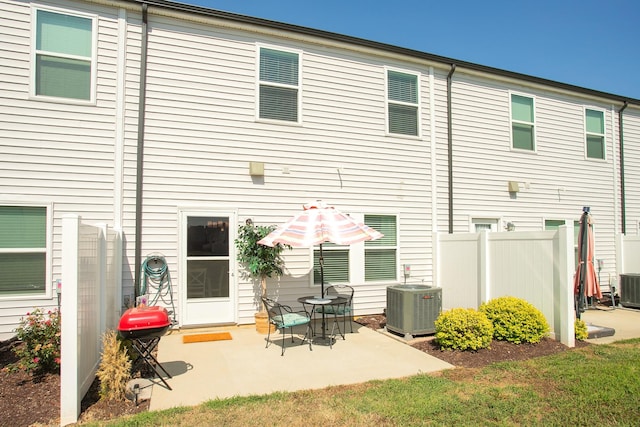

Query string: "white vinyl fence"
[[60, 214, 122, 426], [616, 234, 640, 274], [434, 226, 575, 348]]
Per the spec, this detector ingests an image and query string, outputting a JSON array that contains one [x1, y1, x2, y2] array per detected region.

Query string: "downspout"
[[618, 101, 629, 234], [447, 64, 456, 233], [134, 3, 149, 299]]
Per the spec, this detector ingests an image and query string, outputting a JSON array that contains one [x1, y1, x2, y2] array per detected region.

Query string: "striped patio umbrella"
[[573, 208, 602, 319], [258, 201, 383, 298]]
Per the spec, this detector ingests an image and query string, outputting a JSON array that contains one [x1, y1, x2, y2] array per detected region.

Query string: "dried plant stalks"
[[96, 330, 132, 401]]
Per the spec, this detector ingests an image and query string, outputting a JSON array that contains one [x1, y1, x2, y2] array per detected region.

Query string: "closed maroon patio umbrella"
[[573, 207, 602, 319]]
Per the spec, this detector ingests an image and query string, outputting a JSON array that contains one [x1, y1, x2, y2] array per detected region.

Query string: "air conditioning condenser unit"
[[386, 285, 442, 339]]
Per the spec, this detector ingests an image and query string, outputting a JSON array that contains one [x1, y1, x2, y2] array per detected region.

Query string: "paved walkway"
[[581, 305, 640, 344], [148, 307, 640, 412]]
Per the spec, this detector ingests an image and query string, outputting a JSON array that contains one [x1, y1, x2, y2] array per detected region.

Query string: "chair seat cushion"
[[273, 312, 310, 328]]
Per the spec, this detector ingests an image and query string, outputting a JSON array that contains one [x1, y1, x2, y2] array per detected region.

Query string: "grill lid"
[[118, 306, 170, 332]]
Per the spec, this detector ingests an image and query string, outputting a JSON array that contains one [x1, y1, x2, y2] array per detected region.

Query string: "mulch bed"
[[354, 313, 590, 369]]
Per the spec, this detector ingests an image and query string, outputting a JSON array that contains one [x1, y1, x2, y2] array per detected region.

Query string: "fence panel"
[[435, 227, 574, 347], [436, 232, 481, 310], [60, 216, 122, 426]]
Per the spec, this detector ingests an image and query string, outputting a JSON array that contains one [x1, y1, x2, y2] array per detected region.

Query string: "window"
[[472, 218, 498, 232], [258, 47, 300, 122], [387, 70, 419, 136], [511, 94, 535, 150], [313, 243, 349, 285], [313, 214, 398, 285], [33, 8, 94, 101], [0, 206, 47, 296], [585, 109, 605, 159], [364, 215, 397, 281]]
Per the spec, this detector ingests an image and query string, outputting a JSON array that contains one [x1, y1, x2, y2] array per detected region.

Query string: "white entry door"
[[180, 211, 236, 326]]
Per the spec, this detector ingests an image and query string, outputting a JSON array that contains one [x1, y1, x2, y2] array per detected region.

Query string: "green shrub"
[[11, 308, 61, 374], [480, 296, 550, 344], [575, 318, 588, 341], [96, 330, 132, 400], [434, 308, 494, 351]]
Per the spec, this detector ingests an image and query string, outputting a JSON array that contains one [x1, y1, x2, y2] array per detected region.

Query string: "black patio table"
[[298, 295, 348, 347]]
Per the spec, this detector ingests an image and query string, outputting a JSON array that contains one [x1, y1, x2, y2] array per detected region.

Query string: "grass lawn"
[[81, 339, 640, 426]]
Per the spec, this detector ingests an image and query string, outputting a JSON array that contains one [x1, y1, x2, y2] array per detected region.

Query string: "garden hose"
[[138, 253, 176, 324]]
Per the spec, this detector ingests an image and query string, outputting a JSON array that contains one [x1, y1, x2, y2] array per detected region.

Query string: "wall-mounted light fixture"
[[508, 181, 520, 193], [249, 161, 264, 176], [506, 222, 516, 231]]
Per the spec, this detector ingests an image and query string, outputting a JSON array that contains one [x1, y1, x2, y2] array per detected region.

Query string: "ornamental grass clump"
[[434, 307, 494, 351], [96, 330, 132, 401], [11, 308, 61, 374], [480, 296, 550, 344]]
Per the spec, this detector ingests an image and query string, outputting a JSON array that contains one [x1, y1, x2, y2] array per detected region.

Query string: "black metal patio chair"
[[317, 285, 355, 337], [262, 297, 313, 356]]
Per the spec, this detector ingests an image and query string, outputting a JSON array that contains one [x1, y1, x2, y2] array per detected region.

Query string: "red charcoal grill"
[[118, 306, 172, 390]]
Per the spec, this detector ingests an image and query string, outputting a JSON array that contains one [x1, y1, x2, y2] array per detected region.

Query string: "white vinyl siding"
[[0, 206, 47, 296], [258, 46, 300, 122], [32, 7, 95, 101], [387, 69, 419, 136], [585, 108, 605, 159], [511, 93, 535, 150]]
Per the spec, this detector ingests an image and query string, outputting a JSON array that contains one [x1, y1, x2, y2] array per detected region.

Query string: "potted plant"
[[235, 219, 290, 334]]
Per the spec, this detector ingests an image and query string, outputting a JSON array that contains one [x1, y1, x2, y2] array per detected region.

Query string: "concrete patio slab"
[[149, 322, 453, 411]]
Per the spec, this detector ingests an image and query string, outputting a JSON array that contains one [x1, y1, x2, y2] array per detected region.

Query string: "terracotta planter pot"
[[255, 311, 275, 334]]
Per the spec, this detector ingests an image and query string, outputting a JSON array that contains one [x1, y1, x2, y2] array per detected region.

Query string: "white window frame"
[[509, 92, 536, 152], [255, 44, 302, 124], [584, 107, 606, 160], [30, 5, 97, 104], [385, 67, 421, 137], [0, 202, 53, 300], [471, 218, 499, 232], [310, 212, 399, 288]]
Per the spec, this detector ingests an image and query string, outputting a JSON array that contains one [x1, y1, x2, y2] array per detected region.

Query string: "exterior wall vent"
[[386, 285, 442, 339], [619, 273, 640, 308]]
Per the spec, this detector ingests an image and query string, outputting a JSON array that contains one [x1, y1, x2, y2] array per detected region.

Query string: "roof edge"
[[127, 0, 639, 107]]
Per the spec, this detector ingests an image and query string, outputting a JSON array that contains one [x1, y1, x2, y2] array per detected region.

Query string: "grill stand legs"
[[131, 337, 172, 390]]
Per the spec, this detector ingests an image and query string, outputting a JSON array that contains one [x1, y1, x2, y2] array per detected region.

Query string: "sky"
[[183, 0, 640, 100]]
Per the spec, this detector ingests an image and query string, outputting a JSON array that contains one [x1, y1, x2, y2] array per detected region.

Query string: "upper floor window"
[[258, 47, 300, 122], [0, 206, 48, 296], [387, 70, 419, 136], [585, 109, 605, 159], [33, 8, 94, 101], [511, 94, 535, 150]]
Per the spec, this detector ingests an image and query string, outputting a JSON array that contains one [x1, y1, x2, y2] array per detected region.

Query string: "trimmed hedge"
[[434, 308, 493, 351], [480, 296, 549, 344]]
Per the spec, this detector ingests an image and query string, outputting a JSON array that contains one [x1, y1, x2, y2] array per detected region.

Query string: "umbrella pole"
[[320, 244, 326, 339], [576, 212, 589, 319]]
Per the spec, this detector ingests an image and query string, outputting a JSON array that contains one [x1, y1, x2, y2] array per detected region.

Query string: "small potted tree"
[[235, 219, 290, 334]]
